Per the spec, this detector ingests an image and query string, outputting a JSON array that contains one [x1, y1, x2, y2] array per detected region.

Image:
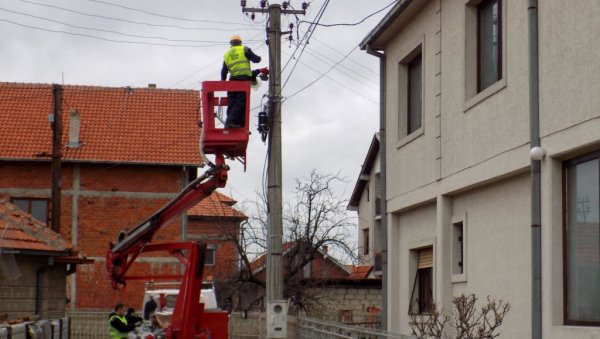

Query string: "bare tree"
[[452, 294, 511, 339], [217, 170, 358, 312], [409, 303, 449, 338]]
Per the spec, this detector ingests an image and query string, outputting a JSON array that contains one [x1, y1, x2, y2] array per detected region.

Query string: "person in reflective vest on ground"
[[221, 34, 262, 128], [108, 302, 139, 339]]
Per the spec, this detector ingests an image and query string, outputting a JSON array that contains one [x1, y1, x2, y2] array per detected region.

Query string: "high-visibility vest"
[[224, 45, 252, 77], [109, 314, 129, 339]]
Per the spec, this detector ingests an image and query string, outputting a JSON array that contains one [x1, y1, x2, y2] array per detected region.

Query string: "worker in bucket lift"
[[221, 34, 268, 128], [108, 302, 140, 339]]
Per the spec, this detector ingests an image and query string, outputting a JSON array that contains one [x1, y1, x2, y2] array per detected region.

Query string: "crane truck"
[[105, 80, 253, 339]]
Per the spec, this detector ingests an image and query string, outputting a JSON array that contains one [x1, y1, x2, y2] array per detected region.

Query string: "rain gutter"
[[528, 0, 542, 338], [366, 44, 387, 331]]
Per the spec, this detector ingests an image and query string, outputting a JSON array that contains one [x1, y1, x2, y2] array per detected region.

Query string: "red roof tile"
[[0, 199, 71, 252], [0, 82, 203, 166], [345, 265, 373, 279], [187, 191, 246, 218]]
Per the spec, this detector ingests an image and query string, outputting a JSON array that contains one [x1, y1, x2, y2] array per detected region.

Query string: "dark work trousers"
[[226, 76, 252, 126], [226, 91, 246, 126]]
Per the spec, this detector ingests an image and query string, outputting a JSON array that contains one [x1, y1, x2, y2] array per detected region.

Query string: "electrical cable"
[[311, 37, 378, 75], [86, 0, 256, 26], [283, 45, 378, 104], [299, 0, 397, 27], [302, 45, 378, 86], [0, 18, 232, 48], [297, 48, 378, 92], [0, 7, 242, 44], [20, 0, 259, 31]]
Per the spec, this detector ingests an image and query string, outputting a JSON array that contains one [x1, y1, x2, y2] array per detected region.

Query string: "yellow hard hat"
[[230, 35, 242, 43]]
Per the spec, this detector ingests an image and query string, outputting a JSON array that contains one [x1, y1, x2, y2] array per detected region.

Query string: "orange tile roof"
[[187, 191, 246, 218], [345, 265, 373, 279], [0, 82, 203, 166], [0, 199, 71, 253]]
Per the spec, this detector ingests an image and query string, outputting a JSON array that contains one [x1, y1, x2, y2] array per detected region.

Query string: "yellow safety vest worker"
[[224, 45, 252, 77], [109, 314, 129, 339]]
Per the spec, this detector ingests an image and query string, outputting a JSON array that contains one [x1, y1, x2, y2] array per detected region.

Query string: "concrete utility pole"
[[242, 2, 305, 338], [51, 84, 63, 233]]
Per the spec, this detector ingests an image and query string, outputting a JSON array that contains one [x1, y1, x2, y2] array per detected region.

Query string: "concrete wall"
[[306, 286, 382, 319], [0, 255, 67, 320]]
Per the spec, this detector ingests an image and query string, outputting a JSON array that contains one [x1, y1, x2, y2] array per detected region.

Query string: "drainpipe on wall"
[[366, 44, 387, 331], [528, 1, 541, 338]]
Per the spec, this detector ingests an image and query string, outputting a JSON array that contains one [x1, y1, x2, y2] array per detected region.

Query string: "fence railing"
[[298, 316, 416, 339], [68, 311, 110, 338], [65, 310, 416, 339]]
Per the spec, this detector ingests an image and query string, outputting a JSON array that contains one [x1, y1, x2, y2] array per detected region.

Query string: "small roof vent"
[[68, 109, 81, 148]]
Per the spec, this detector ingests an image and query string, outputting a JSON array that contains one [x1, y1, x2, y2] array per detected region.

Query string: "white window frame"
[[451, 214, 468, 283]]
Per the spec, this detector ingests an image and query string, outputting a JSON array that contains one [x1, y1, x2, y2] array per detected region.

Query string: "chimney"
[[322, 245, 328, 255], [148, 84, 157, 89], [67, 109, 81, 148]]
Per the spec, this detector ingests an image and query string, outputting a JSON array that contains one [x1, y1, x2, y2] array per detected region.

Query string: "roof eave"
[[347, 134, 380, 209], [359, 0, 414, 50]]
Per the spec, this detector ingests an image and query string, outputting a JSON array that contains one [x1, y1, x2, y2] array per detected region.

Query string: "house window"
[[410, 247, 433, 314], [11, 198, 50, 225], [397, 44, 423, 142], [451, 218, 467, 280], [205, 245, 216, 266], [407, 54, 422, 134], [564, 151, 600, 325], [374, 173, 382, 217], [477, 0, 502, 92], [363, 228, 370, 256]]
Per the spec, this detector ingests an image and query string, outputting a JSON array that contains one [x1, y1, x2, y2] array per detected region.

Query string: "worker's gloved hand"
[[259, 67, 269, 75]]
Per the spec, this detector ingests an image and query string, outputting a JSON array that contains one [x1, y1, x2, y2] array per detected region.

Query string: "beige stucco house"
[[360, 0, 600, 338], [348, 134, 382, 276]]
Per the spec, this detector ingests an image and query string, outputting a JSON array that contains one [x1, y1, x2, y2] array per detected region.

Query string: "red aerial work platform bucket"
[[200, 80, 251, 168]]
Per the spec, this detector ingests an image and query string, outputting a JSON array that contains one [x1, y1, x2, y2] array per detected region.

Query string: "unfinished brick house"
[[187, 191, 246, 306], [0, 199, 91, 321], [0, 82, 245, 311]]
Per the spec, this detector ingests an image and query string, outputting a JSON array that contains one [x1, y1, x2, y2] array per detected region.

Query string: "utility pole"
[[241, 2, 305, 338], [51, 84, 63, 233]]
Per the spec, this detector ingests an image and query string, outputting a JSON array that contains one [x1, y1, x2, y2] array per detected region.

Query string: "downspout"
[[528, 1, 541, 338], [366, 44, 387, 331]]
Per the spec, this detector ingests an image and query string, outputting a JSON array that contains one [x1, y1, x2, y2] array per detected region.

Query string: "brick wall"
[[0, 161, 192, 311], [0, 255, 67, 320]]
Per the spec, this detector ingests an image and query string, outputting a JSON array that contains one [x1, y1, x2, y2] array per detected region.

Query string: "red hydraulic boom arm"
[[105, 80, 251, 339]]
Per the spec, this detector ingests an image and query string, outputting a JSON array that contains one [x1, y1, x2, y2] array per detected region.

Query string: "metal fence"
[[298, 316, 417, 339], [66, 311, 415, 339], [68, 311, 110, 338]]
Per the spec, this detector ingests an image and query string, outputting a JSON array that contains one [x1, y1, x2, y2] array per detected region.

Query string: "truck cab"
[[142, 282, 219, 321]]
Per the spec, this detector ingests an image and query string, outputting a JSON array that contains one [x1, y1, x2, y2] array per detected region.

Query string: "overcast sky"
[[0, 0, 390, 217]]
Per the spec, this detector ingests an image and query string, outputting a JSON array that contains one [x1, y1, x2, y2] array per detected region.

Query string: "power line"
[[299, 0, 397, 27], [87, 0, 256, 26], [281, 0, 330, 89], [301, 47, 378, 89], [312, 38, 378, 75], [20, 0, 260, 31], [284, 45, 377, 104], [0, 7, 244, 44], [0, 18, 233, 48]]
